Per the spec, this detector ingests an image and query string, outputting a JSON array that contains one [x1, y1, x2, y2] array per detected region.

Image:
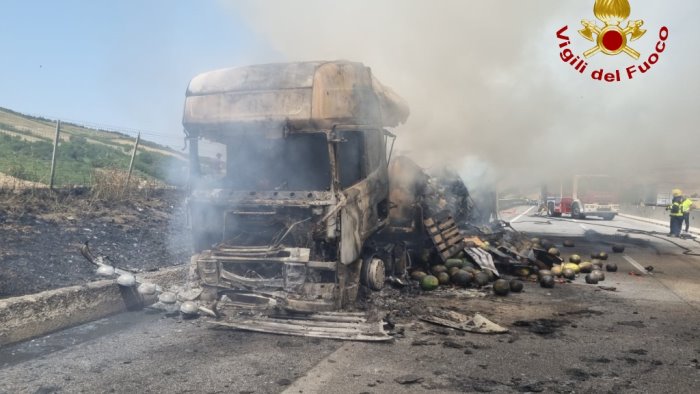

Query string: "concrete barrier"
[[619, 205, 700, 235], [0, 265, 186, 347]]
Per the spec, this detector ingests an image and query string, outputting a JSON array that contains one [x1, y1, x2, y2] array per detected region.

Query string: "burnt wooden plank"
[[437, 218, 456, 231], [443, 227, 460, 240]]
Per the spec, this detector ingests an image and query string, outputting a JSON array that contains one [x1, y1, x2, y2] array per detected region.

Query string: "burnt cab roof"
[[182, 61, 409, 139]]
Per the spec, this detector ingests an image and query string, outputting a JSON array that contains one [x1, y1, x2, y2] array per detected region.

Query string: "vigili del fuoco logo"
[[556, 0, 668, 82]]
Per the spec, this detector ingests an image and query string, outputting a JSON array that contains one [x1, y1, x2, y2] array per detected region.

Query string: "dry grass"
[[0, 172, 47, 190], [0, 168, 170, 216], [89, 168, 165, 201]]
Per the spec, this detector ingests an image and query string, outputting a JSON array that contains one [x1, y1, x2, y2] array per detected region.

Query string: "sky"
[[2, 0, 700, 189], [0, 0, 278, 145]]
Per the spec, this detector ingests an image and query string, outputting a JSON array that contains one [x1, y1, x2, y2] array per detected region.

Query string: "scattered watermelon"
[[420, 275, 439, 291], [493, 279, 510, 296]]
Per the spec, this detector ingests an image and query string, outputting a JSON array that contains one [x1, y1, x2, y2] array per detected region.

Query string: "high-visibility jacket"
[[681, 198, 693, 214], [669, 200, 684, 216]]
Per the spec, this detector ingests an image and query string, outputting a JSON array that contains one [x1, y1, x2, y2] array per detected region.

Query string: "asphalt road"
[[1, 205, 699, 393]]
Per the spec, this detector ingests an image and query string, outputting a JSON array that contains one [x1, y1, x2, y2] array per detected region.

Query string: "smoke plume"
[[225, 0, 700, 190]]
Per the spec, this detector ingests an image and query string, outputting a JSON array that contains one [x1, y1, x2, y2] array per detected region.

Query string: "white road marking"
[[282, 342, 353, 393], [623, 254, 649, 275], [579, 224, 588, 230], [511, 206, 535, 223]]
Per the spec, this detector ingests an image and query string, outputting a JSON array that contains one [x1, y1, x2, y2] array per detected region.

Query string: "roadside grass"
[[0, 133, 186, 186]]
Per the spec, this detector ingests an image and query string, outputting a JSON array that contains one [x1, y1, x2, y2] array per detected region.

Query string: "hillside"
[[0, 107, 187, 186]]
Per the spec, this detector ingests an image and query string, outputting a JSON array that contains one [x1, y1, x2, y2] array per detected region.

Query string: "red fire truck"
[[545, 175, 619, 220]]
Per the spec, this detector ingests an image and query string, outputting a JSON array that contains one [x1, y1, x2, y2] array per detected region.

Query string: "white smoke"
[[223, 0, 700, 190]]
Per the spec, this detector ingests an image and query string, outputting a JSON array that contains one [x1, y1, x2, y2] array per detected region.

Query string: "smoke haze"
[[226, 0, 700, 189]]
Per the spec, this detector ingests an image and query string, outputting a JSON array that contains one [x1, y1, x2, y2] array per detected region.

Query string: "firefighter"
[[682, 194, 694, 233], [667, 189, 684, 237]]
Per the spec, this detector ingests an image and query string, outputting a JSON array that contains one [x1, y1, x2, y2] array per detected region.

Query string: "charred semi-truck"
[[182, 61, 413, 318]]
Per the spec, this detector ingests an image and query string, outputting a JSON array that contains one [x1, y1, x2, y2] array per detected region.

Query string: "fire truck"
[[545, 175, 619, 220]]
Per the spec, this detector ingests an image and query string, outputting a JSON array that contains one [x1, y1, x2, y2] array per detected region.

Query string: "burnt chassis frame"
[[185, 124, 410, 312]]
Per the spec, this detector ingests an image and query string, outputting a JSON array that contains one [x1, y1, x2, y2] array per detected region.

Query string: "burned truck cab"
[[182, 61, 409, 313]]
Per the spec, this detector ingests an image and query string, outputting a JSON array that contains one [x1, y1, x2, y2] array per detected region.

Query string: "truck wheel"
[[572, 203, 585, 219], [361, 257, 386, 291], [603, 214, 615, 221]]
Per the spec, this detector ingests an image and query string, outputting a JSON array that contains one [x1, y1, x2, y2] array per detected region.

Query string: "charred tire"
[[361, 257, 386, 291]]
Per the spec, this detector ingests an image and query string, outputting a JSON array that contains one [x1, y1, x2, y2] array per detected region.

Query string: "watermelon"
[[562, 268, 576, 280], [493, 279, 510, 296], [605, 263, 618, 272], [509, 279, 524, 292], [431, 265, 448, 275], [410, 270, 428, 281], [516, 267, 530, 278], [539, 275, 555, 288], [585, 273, 598, 284], [569, 254, 581, 264], [437, 272, 451, 285], [448, 266, 461, 277], [420, 275, 439, 291], [445, 259, 464, 269], [578, 261, 593, 273], [592, 270, 605, 281], [474, 272, 490, 287], [564, 263, 580, 274], [551, 265, 562, 277], [452, 269, 473, 287]]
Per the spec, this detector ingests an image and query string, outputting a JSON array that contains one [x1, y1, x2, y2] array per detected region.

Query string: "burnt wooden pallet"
[[424, 217, 465, 262]]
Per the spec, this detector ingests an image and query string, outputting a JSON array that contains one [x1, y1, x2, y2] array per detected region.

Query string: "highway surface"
[[1, 206, 699, 393]]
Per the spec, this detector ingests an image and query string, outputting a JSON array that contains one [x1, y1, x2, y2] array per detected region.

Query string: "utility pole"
[[125, 133, 141, 191], [49, 120, 61, 190]]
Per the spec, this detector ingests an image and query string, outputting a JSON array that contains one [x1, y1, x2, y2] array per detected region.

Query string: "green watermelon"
[[445, 259, 464, 269], [420, 275, 439, 291], [474, 272, 490, 287], [452, 270, 473, 287], [431, 265, 448, 275], [539, 275, 555, 288], [437, 272, 451, 285], [493, 279, 510, 296], [562, 268, 576, 280], [448, 266, 461, 277], [585, 273, 598, 284], [509, 279, 524, 292], [410, 270, 428, 281]]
